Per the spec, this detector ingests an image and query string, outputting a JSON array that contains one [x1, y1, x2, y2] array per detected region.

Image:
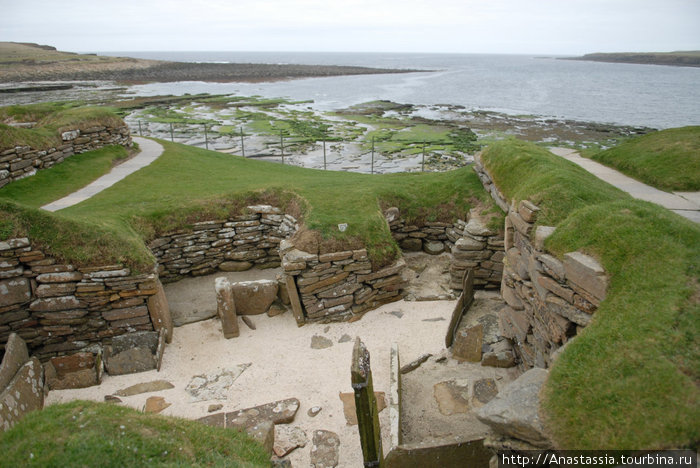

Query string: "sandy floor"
[[46, 297, 458, 467]]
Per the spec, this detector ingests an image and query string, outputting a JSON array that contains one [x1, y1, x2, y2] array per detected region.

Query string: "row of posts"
[[136, 122, 430, 173]]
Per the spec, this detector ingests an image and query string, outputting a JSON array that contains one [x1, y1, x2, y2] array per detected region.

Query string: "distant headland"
[[0, 42, 422, 84], [564, 50, 700, 68]]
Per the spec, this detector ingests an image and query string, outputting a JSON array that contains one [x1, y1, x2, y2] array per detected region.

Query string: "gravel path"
[[42, 137, 163, 211], [550, 147, 700, 223]]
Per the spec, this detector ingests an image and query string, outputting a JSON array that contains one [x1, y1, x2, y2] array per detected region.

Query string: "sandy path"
[[46, 298, 457, 467]]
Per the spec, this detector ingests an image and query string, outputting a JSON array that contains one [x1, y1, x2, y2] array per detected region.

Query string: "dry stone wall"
[[0, 124, 132, 188], [384, 206, 504, 291], [281, 242, 406, 323], [473, 154, 608, 369], [0, 237, 162, 364], [149, 205, 298, 283]]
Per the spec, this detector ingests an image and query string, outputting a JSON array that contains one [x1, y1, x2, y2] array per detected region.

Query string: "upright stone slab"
[[104, 331, 159, 375], [230, 280, 278, 315], [147, 279, 173, 343], [215, 277, 239, 339], [351, 337, 384, 468], [0, 357, 44, 432], [285, 275, 306, 326], [563, 252, 608, 305], [445, 269, 475, 348], [452, 324, 483, 362], [0, 333, 29, 391]]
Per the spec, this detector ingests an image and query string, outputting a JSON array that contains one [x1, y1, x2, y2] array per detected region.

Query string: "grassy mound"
[[0, 103, 125, 148], [482, 139, 699, 449], [0, 139, 492, 270], [0, 401, 269, 467], [590, 126, 700, 192]]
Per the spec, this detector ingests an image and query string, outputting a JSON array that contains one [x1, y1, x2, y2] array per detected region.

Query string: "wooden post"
[[169, 122, 174, 142], [240, 127, 245, 157], [280, 130, 285, 164], [371, 137, 375, 175], [422, 141, 426, 172], [204, 124, 209, 150], [352, 337, 384, 468], [323, 140, 327, 170], [138, 120, 143, 136]]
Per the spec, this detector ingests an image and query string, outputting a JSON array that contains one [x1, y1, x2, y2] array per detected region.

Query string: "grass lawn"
[[482, 139, 700, 450], [0, 401, 269, 467], [0, 139, 492, 271], [589, 126, 700, 192], [0, 145, 130, 208]]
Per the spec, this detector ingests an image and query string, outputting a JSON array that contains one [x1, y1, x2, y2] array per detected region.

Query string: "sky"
[[1, 0, 699, 55]]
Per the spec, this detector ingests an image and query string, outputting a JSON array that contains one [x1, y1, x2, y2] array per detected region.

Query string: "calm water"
[[104, 51, 700, 129]]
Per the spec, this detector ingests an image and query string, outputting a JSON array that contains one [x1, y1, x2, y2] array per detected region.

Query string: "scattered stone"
[[271, 456, 292, 467], [208, 404, 223, 413], [225, 398, 301, 427], [241, 316, 256, 330], [274, 425, 308, 457], [105, 331, 160, 376], [185, 364, 251, 401], [476, 368, 552, 448], [267, 300, 287, 317], [434, 379, 470, 416], [422, 317, 445, 322], [311, 335, 333, 349], [104, 395, 122, 403], [389, 310, 404, 319], [308, 406, 322, 417], [310, 430, 340, 468], [114, 380, 175, 397], [435, 356, 447, 363], [423, 240, 445, 255], [339, 391, 386, 425], [473, 378, 499, 407], [452, 324, 484, 362], [337, 334, 352, 343], [215, 277, 239, 339], [400, 353, 432, 374], [144, 396, 171, 414]]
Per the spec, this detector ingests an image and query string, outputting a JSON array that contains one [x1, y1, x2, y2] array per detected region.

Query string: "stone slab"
[[0, 357, 43, 432]]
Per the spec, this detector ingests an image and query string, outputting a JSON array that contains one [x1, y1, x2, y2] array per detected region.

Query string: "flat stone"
[[452, 324, 483, 362], [338, 334, 352, 343], [114, 380, 175, 397], [144, 396, 171, 414], [0, 278, 31, 308], [400, 353, 432, 374], [104, 395, 122, 403], [273, 425, 308, 457], [563, 252, 608, 304], [267, 301, 288, 317], [473, 378, 499, 407], [454, 237, 486, 251], [29, 295, 82, 312], [311, 335, 333, 349], [219, 261, 254, 272], [481, 340, 516, 368], [105, 347, 157, 376], [476, 368, 553, 448], [226, 397, 300, 426], [422, 240, 445, 255], [310, 430, 340, 468], [185, 364, 251, 401], [35, 271, 82, 283], [231, 280, 279, 315], [433, 379, 470, 415], [465, 217, 496, 237], [339, 391, 386, 425]]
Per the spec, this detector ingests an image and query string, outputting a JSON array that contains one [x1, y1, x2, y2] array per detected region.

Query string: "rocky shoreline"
[[0, 59, 422, 84]]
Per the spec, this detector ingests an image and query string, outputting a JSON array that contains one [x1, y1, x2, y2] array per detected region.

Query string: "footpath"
[[549, 147, 700, 224], [42, 137, 163, 212]]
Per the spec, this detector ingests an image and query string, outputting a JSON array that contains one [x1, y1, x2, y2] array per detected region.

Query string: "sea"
[[98, 51, 700, 130]]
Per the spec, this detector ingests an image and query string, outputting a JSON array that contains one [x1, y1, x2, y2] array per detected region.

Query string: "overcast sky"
[[2, 0, 699, 55]]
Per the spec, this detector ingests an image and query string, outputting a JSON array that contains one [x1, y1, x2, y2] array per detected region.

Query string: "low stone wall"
[[281, 242, 405, 323], [473, 154, 608, 369], [385, 206, 504, 291], [149, 205, 298, 283], [0, 237, 165, 363], [0, 124, 132, 188]]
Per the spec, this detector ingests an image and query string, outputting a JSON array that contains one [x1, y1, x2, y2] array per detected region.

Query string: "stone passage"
[[473, 154, 609, 369], [0, 124, 132, 188]]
